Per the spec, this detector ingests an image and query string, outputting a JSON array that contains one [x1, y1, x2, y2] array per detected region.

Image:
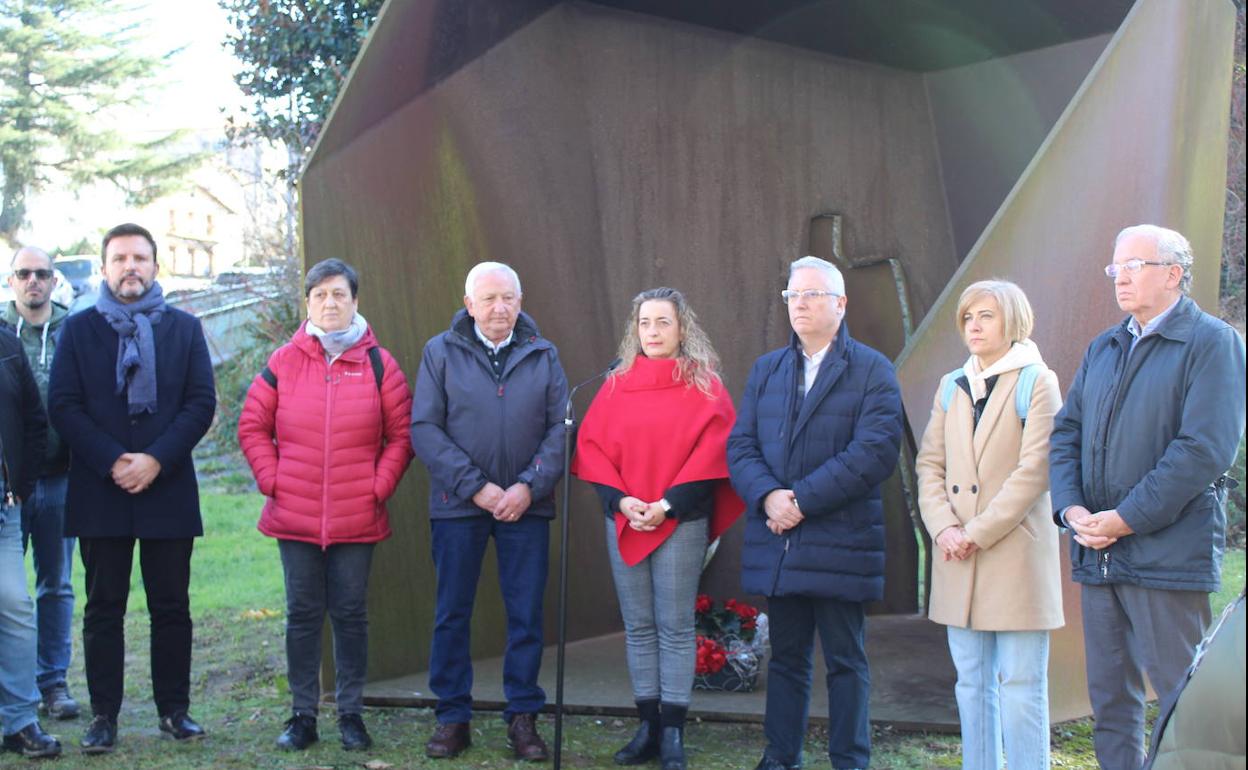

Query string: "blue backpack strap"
[[1014, 364, 1044, 422], [939, 368, 964, 412]]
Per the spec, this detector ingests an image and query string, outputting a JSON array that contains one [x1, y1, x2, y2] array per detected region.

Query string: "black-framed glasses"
[[780, 289, 839, 304], [13, 269, 53, 281], [1104, 260, 1174, 278]]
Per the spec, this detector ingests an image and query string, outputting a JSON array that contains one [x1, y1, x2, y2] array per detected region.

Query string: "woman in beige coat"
[[916, 280, 1063, 770]]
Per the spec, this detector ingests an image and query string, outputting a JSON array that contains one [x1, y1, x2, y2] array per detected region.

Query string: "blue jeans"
[[0, 504, 39, 734], [277, 539, 375, 716], [429, 515, 549, 724], [946, 627, 1051, 770], [764, 595, 871, 769], [21, 474, 74, 690]]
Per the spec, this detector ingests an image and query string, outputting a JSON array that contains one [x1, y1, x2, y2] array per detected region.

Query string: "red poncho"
[[572, 356, 744, 566]]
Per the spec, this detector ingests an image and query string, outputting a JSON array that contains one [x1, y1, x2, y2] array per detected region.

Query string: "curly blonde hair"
[[613, 287, 722, 397]]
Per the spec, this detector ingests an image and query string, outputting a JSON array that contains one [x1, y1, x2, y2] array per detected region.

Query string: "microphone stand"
[[553, 358, 620, 770]]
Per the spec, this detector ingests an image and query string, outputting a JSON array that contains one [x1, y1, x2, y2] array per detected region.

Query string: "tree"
[[0, 0, 202, 247], [221, 0, 383, 254]]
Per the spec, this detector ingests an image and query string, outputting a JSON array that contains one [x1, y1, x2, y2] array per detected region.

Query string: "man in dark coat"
[[1049, 224, 1246, 770], [411, 261, 568, 762], [1, 324, 62, 757], [728, 256, 903, 770], [48, 223, 216, 754]]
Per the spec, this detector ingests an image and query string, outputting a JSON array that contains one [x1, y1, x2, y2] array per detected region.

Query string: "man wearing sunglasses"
[[2, 248, 78, 723], [1049, 224, 1246, 770], [1, 256, 61, 758]]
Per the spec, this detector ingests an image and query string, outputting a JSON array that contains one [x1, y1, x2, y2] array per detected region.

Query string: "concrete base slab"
[[362, 613, 960, 730]]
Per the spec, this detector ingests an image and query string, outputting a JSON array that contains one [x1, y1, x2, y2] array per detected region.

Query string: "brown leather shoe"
[[507, 713, 549, 761], [425, 721, 471, 758]]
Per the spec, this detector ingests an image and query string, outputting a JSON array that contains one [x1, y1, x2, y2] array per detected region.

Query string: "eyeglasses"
[[1103, 260, 1175, 278], [13, 269, 54, 281], [780, 289, 840, 304]]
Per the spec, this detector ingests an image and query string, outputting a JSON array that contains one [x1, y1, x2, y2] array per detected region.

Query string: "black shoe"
[[338, 713, 372, 751], [81, 715, 117, 754], [276, 713, 318, 751], [159, 712, 206, 741], [39, 683, 81, 720], [659, 726, 686, 770], [753, 757, 800, 770], [2, 721, 62, 758], [614, 720, 660, 764]]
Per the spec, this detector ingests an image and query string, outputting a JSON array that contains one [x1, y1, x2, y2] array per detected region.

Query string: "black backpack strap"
[[261, 351, 380, 392], [368, 347, 384, 392]]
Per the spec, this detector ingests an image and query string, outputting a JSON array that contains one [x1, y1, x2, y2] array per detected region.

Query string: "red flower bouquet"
[[692, 594, 769, 692]]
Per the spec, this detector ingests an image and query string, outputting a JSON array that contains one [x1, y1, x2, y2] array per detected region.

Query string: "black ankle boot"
[[613, 699, 660, 765], [659, 703, 687, 770]]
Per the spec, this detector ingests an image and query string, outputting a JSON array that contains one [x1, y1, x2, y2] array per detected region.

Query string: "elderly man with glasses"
[[728, 256, 903, 770], [2, 248, 79, 722], [1049, 224, 1246, 770]]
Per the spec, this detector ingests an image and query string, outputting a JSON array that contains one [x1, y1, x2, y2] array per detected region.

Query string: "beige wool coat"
[[916, 357, 1064, 631]]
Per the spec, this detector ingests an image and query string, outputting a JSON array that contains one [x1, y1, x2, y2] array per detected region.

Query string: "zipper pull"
[[784, 536, 790, 552]]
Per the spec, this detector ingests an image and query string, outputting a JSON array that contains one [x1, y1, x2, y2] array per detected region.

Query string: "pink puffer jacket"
[[238, 322, 413, 547]]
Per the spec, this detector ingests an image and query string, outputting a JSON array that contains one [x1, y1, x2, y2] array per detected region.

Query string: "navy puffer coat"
[[728, 327, 903, 602]]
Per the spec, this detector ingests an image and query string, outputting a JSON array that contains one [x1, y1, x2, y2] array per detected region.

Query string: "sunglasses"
[[13, 269, 54, 281]]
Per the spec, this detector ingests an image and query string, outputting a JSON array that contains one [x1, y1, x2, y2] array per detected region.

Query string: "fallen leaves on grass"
[[241, 608, 281, 620]]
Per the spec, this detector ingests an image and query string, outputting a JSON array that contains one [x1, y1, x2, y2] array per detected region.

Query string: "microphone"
[[564, 357, 622, 422]]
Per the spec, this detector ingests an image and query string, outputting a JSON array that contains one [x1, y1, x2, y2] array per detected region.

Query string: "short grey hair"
[[788, 256, 845, 296], [1115, 224, 1193, 294], [464, 261, 522, 297]]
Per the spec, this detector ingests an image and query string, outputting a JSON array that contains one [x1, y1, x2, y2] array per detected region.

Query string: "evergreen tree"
[[0, 0, 201, 246], [221, 0, 382, 254]]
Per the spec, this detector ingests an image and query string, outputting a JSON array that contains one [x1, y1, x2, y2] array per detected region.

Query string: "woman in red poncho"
[[573, 287, 743, 770]]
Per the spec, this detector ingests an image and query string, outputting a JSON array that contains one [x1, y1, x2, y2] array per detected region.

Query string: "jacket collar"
[[788, 324, 853, 443], [1113, 294, 1200, 346], [449, 308, 544, 351], [291, 320, 377, 362]]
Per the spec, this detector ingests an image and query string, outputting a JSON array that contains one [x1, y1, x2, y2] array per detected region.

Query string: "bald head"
[[8, 245, 58, 316], [11, 246, 52, 270]]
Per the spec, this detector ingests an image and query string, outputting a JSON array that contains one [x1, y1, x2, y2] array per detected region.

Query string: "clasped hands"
[[111, 452, 161, 494], [473, 481, 532, 522], [935, 525, 979, 561], [764, 489, 804, 535], [618, 496, 668, 531], [1065, 505, 1133, 550]]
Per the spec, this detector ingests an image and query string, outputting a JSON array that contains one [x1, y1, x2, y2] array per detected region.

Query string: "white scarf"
[[962, 339, 1045, 403]]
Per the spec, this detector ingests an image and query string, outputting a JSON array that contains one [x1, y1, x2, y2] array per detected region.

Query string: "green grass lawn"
[[6, 492, 1244, 769]]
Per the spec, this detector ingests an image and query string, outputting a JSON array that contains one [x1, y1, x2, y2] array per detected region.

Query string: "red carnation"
[[695, 594, 713, 614]]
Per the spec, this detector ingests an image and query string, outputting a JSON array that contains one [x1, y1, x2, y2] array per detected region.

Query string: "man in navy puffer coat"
[[728, 257, 903, 770]]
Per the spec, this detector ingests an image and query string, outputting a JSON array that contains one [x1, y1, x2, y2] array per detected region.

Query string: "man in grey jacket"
[[1049, 224, 1246, 770], [411, 261, 568, 762], [3, 247, 78, 720]]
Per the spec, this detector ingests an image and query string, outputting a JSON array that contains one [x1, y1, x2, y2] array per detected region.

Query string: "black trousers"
[[80, 537, 194, 720], [763, 595, 871, 769]]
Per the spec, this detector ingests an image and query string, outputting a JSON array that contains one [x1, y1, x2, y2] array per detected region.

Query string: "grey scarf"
[[96, 281, 167, 415], [306, 312, 368, 362]]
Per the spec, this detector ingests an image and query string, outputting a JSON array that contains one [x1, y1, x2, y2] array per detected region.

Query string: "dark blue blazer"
[[728, 327, 903, 602], [48, 306, 216, 538]]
